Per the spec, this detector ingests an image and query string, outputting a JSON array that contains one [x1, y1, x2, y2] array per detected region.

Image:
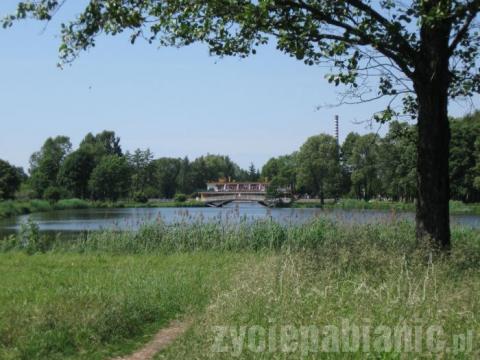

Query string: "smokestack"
[[334, 115, 339, 145]]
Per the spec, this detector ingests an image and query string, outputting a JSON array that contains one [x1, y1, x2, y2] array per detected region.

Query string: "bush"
[[55, 198, 90, 210], [132, 191, 149, 203], [174, 193, 187, 202], [43, 186, 67, 204]]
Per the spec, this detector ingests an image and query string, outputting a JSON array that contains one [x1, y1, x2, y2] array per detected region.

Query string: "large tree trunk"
[[415, 16, 452, 251], [415, 83, 451, 250]]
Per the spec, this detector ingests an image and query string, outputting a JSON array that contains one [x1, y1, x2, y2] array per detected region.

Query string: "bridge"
[[199, 181, 287, 207], [199, 193, 272, 207]]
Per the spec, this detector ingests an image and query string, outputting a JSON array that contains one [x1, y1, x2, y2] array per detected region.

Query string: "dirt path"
[[112, 319, 192, 360]]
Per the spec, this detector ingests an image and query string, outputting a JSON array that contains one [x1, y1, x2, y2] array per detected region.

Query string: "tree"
[[6, 1, 480, 249], [297, 134, 341, 204], [190, 154, 240, 189], [152, 157, 182, 198], [341, 132, 361, 197], [261, 153, 298, 193], [58, 148, 96, 199], [89, 155, 131, 201], [248, 163, 260, 181], [0, 159, 22, 200], [80, 131, 122, 161], [474, 138, 480, 192], [176, 157, 193, 195], [378, 122, 417, 202], [348, 134, 382, 201], [449, 113, 480, 202], [29, 136, 71, 198], [126, 148, 155, 199]]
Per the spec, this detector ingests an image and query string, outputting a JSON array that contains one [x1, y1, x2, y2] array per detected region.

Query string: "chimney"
[[334, 115, 339, 145]]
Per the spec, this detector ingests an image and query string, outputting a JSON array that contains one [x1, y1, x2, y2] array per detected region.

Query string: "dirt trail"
[[112, 319, 191, 360]]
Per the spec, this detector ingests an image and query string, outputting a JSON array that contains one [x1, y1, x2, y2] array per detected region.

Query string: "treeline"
[[262, 111, 480, 203], [1, 112, 479, 203], [0, 131, 260, 202]]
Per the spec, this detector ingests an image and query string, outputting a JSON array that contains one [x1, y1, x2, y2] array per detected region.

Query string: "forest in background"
[[0, 111, 479, 203]]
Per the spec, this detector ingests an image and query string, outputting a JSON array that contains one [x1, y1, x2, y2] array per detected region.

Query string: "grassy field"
[[0, 219, 479, 358], [0, 252, 246, 359]]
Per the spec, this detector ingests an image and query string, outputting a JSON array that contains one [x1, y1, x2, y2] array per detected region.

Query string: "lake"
[[0, 202, 479, 239]]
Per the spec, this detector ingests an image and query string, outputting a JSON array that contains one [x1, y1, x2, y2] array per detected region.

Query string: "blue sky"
[[0, 1, 478, 171]]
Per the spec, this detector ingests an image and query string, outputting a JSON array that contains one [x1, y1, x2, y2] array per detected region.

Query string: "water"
[[0, 202, 479, 239]]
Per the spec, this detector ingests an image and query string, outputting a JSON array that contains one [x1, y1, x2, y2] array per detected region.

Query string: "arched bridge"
[[200, 193, 271, 207], [199, 181, 291, 207]]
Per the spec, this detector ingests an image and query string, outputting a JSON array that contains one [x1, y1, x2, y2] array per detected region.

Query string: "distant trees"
[[58, 147, 96, 199], [127, 149, 155, 201], [262, 154, 297, 192], [11, 131, 261, 202], [29, 136, 72, 198], [4, 112, 480, 204], [0, 159, 22, 200], [89, 155, 131, 201], [378, 122, 416, 202], [346, 134, 382, 201], [297, 134, 341, 204], [152, 158, 182, 199], [449, 114, 480, 202], [262, 112, 480, 204]]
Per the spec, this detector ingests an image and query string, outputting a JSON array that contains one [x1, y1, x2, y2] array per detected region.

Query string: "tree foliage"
[[0, 159, 22, 200], [297, 134, 341, 203], [29, 136, 71, 198], [89, 155, 131, 201]]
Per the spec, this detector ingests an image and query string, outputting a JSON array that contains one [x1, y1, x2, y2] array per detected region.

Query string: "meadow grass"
[[155, 224, 480, 359], [0, 218, 479, 359], [0, 252, 248, 360]]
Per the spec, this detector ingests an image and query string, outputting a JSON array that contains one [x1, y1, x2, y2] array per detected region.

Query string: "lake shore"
[[0, 199, 207, 220], [1, 198, 480, 223], [292, 198, 480, 215]]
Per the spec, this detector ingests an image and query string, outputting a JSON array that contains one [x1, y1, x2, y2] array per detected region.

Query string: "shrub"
[[43, 186, 67, 204], [132, 191, 149, 203], [174, 193, 187, 202]]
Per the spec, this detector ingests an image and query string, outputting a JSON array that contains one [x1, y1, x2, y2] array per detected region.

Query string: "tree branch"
[[449, 4, 480, 53]]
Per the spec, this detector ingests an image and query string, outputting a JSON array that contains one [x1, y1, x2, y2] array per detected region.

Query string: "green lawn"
[[0, 252, 247, 360]]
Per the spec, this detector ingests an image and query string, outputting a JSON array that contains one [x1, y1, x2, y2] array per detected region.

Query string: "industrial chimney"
[[334, 115, 339, 145]]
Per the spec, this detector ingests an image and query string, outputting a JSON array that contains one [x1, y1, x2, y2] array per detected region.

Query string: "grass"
[[0, 199, 94, 220], [0, 252, 246, 359], [0, 218, 479, 358], [158, 249, 480, 358], [293, 198, 480, 215]]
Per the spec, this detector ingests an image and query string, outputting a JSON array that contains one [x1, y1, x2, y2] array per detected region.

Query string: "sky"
[[0, 2, 478, 172]]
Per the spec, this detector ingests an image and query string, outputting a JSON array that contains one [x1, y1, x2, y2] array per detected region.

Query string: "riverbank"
[[293, 198, 480, 215], [0, 199, 206, 219], [0, 220, 479, 358]]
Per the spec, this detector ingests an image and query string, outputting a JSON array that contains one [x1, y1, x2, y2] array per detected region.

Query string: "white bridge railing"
[[201, 194, 266, 203]]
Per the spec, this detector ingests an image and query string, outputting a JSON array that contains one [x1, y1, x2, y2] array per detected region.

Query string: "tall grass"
[[1, 218, 479, 359], [4, 217, 478, 256], [156, 226, 480, 359], [0, 252, 246, 359]]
